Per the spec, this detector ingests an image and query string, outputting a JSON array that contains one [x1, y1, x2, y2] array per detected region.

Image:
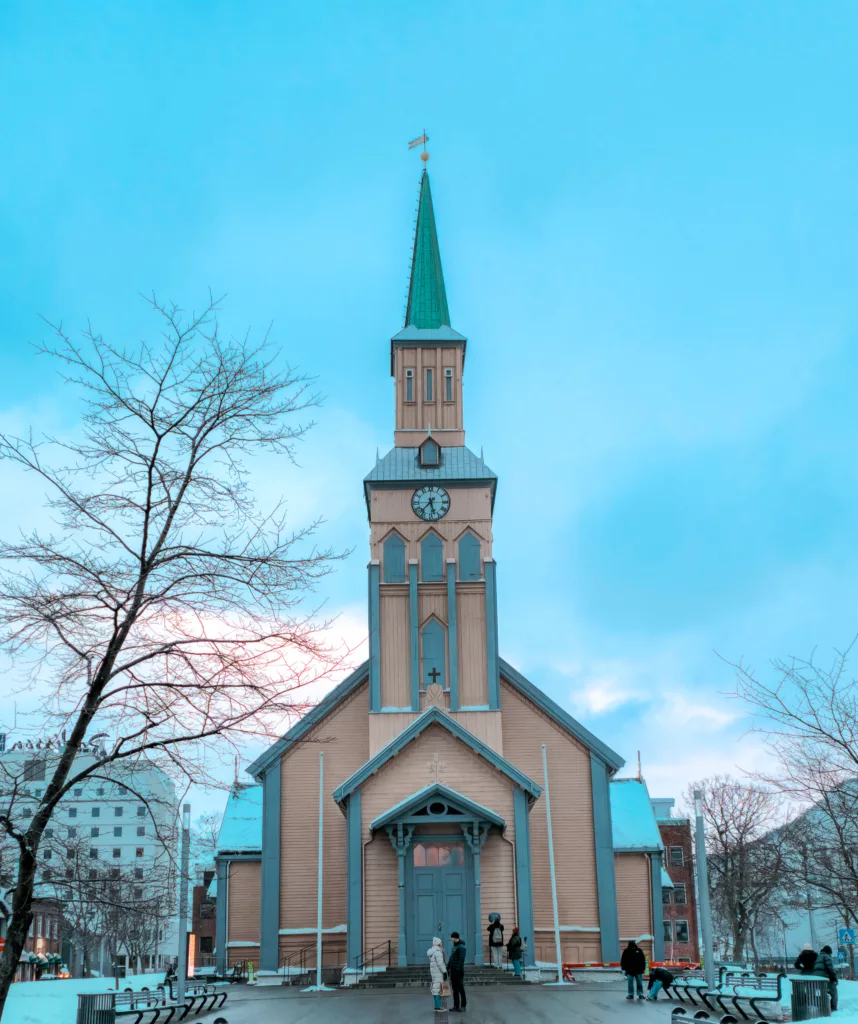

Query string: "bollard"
[[792, 977, 832, 1020]]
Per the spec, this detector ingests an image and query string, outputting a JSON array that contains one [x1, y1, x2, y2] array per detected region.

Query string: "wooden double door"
[[407, 838, 473, 964]]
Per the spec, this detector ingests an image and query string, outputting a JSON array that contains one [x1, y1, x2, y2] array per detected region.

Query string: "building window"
[[405, 368, 414, 403], [89, 848, 98, 859], [137, 826, 145, 837], [382, 533, 406, 583], [134, 867, 143, 880], [113, 848, 121, 859], [92, 807, 100, 818], [136, 848, 144, 858], [662, 887, 672, 904], [68, 827, 77, 839], [420, 531, 444, 582], [65, 868, 74, 880], [420, 618, 446, 690], [674, 883, 687, 905], [66, 847, 76, 858], [425, 367, 434, 402], [68, 807, 77, 819], [110, 867, 120, 879], [444, 367, 453, 401], [114, 826, 122, 837], [88, 869, 97, 880], [91, 827, 99, 838], [114, 807, 123, 817], [418, 437, 440, 468], [663, 920, 672, 942], [44, 850, 52, 860], [53, 918, 58, 940], [73, 788, 83, 797], [45, 829, 53, 839], [134, 886, 143, 899], [200, 936, 213, 954], [457, 531, 481, 581], [675, 920, 690, 943], [669, 846, 684, 866], [22, 757, 46, 782], [203, 870, 215, 888], [96, 788, 104, 797], [136, 806, 145, 817], [42, 866, 53, 880], [33, 789, 42, 799]]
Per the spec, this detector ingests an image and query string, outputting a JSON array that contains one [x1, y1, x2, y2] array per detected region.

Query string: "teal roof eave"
[[363, 446, 497, 515], [333, 706, 542, 805], [369, 783, 506, 832], [245, 661, 369, 779], [498, 657, 626, 772]]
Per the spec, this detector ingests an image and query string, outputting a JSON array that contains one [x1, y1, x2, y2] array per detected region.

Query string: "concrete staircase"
[[355, 965, 528, 990]]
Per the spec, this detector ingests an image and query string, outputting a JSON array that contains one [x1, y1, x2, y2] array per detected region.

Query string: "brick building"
[[651, 798, 699, 963], [190, 866, 217, 971]]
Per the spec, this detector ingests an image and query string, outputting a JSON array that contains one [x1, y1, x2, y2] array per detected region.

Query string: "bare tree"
[[0, 296, 348, 1015], [685, 775, 786, 961]]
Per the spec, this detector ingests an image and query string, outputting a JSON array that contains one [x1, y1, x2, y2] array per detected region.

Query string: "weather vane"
[[408, 130, 430, 164]]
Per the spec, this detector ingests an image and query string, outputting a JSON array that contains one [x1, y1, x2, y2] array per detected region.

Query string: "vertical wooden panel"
[[227, 861, 261, 943], [615, 853, 653, 943], [363, 834, 399, 955], [479, 834, 517, 963], [458, 589, 488, 707], [380, 588, 409, 707]]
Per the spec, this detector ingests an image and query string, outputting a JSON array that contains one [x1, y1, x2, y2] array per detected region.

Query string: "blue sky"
[[2, 1, 858, 804]]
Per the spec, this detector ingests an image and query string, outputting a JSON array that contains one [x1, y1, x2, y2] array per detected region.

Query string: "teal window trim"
[[420, 531, 443, 580], [458, 531, 481, 581], [369, 565, 381, 711], [346, 791, 362, 965], [420, 617, 447, 691], [513, 788, 534, 953], [590, 752, 620, 960], [383, 534, 406, 583], [409, 561, 419, 710], [405, 368, 414, 403], [444, 367, 453, 402], [260, 761, 281, 971], [485, 560, 500, 710], [446, 560, 459, 711], [425, 367, 434, 402]]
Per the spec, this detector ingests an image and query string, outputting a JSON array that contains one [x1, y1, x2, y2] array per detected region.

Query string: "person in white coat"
[[427, 936, 448, 1011]]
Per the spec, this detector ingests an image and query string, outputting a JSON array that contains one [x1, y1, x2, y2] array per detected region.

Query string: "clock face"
[[412, 485, 450, 522]]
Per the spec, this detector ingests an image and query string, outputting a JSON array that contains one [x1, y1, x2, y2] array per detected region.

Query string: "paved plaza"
[[197, 982, 676, 1024]]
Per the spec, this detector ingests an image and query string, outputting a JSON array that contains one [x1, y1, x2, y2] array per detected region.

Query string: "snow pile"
[[4, 975, 161, 1024]]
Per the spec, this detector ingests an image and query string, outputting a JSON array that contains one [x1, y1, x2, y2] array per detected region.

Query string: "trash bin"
[[791, 977, 831, 1020], [76, 992, 116, 1024]]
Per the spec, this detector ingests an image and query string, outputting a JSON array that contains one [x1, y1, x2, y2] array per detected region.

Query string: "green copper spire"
[[405, 171, 451, 329]]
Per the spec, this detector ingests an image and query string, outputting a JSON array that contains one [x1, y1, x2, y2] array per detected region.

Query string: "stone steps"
[[356, 967, 528, 990]]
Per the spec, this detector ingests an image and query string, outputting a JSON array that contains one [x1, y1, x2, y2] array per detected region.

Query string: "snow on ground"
[[4, 974, 162, 1024]]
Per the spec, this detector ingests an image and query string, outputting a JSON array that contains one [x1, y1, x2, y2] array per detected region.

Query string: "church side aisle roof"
[[610, 777, 664, 853], [216, 784, 263, 855]]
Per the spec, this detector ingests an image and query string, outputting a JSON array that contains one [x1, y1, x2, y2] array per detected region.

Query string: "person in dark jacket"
[[647, 965, 675, 1001], [795, 943, 818, 974], [487, 916, 505, 968], [621, 940, 646, 1000], [448, 932, 467, 1013], [814, 945, 838, 1011], [506, 927, 523, 978]]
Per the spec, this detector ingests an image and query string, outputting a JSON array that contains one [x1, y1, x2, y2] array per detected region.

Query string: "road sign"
[[839, 951, 847, 961], [839, 928, 855, 945]]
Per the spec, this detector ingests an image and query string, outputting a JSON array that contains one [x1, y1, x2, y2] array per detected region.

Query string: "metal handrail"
[[354, 939, 392, 973], [279, 943, 316, 976]]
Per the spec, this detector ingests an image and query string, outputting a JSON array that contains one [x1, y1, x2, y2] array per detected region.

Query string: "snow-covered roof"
[[610, 778, 664, 852], [216, 785, 263, 854]]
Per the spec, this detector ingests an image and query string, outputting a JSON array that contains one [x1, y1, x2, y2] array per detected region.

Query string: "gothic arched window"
[[458, 531, 481, 581], [382, 534, 406, 583], [421, 618, 446, 690], [421, 532, 443, 582]]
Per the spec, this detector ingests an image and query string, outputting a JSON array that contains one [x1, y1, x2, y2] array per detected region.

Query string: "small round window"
[[428, 801, 447, 816]]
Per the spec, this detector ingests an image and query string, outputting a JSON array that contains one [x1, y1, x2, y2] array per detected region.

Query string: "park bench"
[[671, 968, 724, 1011], [725, 973, 786, 1021]]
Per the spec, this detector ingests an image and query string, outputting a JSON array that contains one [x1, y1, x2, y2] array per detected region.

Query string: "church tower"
[[364, 170, 501, 740]]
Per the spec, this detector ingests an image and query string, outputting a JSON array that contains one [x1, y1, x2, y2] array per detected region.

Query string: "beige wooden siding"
[[279, 683, 370, 934], [615, 853, 653, 942], [532, 931, 601, 966], [363, 833, 399, 954], [478, 834, 516, 962], [368, 709, 503, 757], [369, 489, 494, 563], [380, 586, 409, 707], [418, 584, 447, 624], [500, 681, 601, 952], [227, 945, 260, 967], [227, 861, 261, 945], [393, 346, 465, 438], [457, 589, 488, 707]]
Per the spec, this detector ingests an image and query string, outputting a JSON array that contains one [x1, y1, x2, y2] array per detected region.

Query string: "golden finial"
[[408, 131, 430, 164]]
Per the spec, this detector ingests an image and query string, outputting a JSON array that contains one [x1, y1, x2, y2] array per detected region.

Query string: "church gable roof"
[[499, 658, 625, 772], [245, 661, 369, 779], [332, 706, 542, 805], [610, 778, 663, 853], [217, 784, 263, 855]]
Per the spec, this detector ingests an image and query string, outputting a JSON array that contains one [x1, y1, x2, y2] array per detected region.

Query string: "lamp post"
[[694, 790, 716, 990], [176, 803, 191, 1005]]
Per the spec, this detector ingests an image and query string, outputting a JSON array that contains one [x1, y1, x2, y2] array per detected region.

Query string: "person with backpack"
[[621, 939, 646, 1000], [647, 965, 676, 1001], [506, 926, 524, 978], [814, 944, 838, 1011], [487, 915, 505, 968]]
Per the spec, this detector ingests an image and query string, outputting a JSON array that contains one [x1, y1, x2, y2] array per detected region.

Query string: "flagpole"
[[303, 750, 334, 992], [542, 743, 570, 985]]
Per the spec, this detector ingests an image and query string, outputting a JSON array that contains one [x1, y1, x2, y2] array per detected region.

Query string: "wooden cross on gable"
[[428, 752, 446, 784]]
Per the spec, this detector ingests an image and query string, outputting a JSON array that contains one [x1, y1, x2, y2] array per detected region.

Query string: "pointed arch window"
[[421, 532, 443, 582], [421, 618, 446, 690], [458, 532, 481, 581], [419, 437, 440, 468], [383, 534, 406, 583]]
